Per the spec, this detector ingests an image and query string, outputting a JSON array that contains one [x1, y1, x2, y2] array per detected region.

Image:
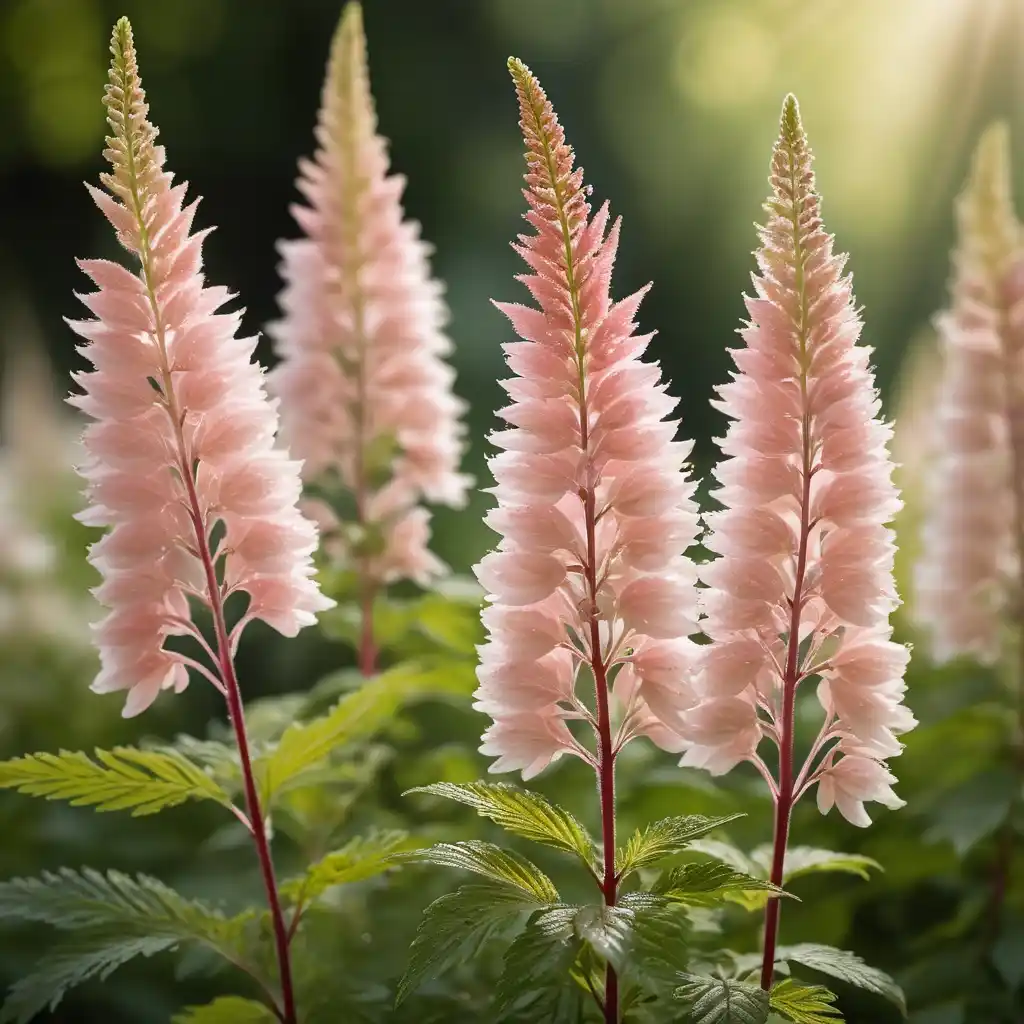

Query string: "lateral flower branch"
[[678, 96, 913, 990], [473, 58, 701, 1022], [270, 2, 471, 676], [68, 18, 333, 1024]]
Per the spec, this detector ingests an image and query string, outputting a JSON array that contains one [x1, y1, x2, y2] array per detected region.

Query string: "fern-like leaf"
[[0, 931, 177, 1024], [0, 747, 234, 816]]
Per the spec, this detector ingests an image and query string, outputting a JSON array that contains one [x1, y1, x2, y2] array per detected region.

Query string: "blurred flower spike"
[[269, 2, 471, 599]]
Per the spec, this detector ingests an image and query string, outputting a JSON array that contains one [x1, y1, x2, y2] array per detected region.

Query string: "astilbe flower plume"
[[915, 124, 1024, 665], [70, 22, 333, 718], [269, 3, 470, 671], [68, 20, 331, 1021], [682, 97, 912, 989], [475, 58, 701, 1023]]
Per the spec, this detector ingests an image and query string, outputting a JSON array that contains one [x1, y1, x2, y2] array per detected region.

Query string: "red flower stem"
[[184, 477, 298, 1024], [358, 575, 377, 676], [761, 126, 814, 993], [586, 485, 619, 1022]]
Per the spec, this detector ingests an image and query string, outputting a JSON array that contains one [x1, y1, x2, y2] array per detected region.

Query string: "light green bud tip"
[[780, 93, 803, 146]]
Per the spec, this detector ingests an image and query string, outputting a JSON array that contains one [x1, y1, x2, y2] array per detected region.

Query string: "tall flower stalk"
[[270, 2, 470, 676], [914, 124, 1024, 943], [68, 20, 333, 1023], [474, 59, 700, 1022], [680, 97, 911, 990]]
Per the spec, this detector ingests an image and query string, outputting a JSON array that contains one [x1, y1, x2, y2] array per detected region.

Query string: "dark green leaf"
[[924, 769, 1017, 856], [769, 978, 842, 1023], [0, 932, 177, 1024], [394, 840, 559, 902], [617, 814, 745, 879], [778, 944, 906, 1014], [495, 906, 584, 1017], [675, 975, 771, 1024], [407, 781, 596, 863], [992, 918, 1024, 990], [397, 881, 548, 1004], [574, 903, 636, 972]]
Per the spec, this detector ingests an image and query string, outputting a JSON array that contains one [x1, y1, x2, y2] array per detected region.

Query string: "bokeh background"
[[0, 0, 1023, 1022]]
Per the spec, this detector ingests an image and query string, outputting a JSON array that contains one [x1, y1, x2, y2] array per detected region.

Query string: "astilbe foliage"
[[471, 57, 700, 1022], [681, 96, 912, 988], [269, 2, 470, 672], [915, 123, 1024, 665]]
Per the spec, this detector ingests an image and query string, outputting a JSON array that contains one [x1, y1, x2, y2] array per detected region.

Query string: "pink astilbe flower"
[[67, 22, 320, 1021], [269, 4, 470, 613], [475, 61, 700, 781], [475, 59, 701, 1023], [69, 24, 333, 717], [683, 97, 912, 990], [915, 124, 1024, 664]]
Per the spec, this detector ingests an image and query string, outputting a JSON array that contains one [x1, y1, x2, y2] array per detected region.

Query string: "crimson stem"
[[184, 476, 298, 1024]]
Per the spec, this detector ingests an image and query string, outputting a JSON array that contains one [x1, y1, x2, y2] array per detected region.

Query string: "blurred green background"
[[0, 0, 1023, 1021]]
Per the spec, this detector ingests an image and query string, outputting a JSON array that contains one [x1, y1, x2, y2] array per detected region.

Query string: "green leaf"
[[172, 997, 277, 1023], [622, 893, 693, 995], [415, 589, 484, 655], [924, 768, 1017, 856], [687, 840, 758, 875], [778, 944, 906, 1015], [769, 979, 842, 1023], [675, 975, 771, 1024], [256, 660, 472, 800], [0, 932, 179, 1024], [574, 903, 636, 972], [407, 781, 596, 863], [992, 918, 1024, 990], [280, 830, 412, 904], [617, 814, 744, 879], [654, 862, 790, 907], [395, 840, 559, 902], [397, 881, 549, 1004], [495, 906, 584, 1017], [0, 747, 234, 816], [750, 846, 881, 885], [0, 867, 242, 948]]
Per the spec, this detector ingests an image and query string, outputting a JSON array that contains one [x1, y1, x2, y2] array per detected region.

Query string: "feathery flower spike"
[[475, 57, 701, 1024], [684, 96, 912, 989], [269, 2, 470, 672], [69, 20, 327, 1020], [915, 124, 1024, 664]]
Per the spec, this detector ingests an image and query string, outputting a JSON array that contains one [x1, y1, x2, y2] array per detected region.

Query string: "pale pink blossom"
[[815, 752, 904, 829], [69, 24, 332, 716], [683, 97, 913, 829], [915, 123, 1024, 664], [268, 4, 469, 592], [473, 61, 700, 779]]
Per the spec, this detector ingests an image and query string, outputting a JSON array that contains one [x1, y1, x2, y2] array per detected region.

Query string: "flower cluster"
[[269, 4, 470, 589], [915, 124, 1024, 665], [683, 97, 912, 827], [69, 19, 332, 716], [474, 60, 701, 778]]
